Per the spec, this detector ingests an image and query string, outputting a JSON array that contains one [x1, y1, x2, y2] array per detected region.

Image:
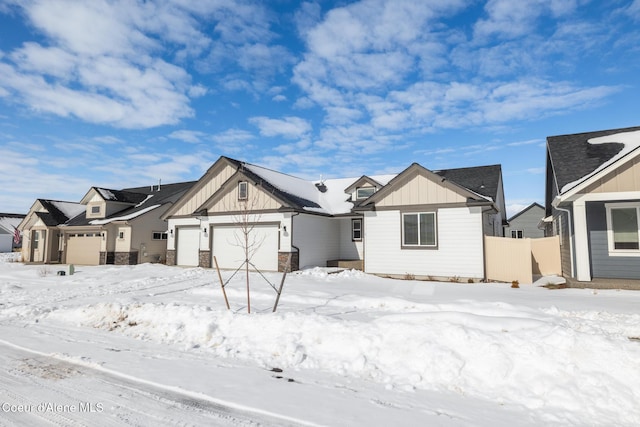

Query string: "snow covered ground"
[[1, 254, 639, 426]]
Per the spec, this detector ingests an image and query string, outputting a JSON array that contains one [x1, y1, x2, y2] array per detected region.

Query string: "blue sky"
[[1, 0, 640, 217]]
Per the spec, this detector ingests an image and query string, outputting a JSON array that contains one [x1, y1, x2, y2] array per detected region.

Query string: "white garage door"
[[212, 225, 279, 272], [66, 233, 101, 265], [176, 227, 200, 266]]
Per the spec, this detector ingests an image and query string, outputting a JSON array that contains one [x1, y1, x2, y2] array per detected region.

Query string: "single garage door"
[[212, 225, 279, 271], [66, 233, 101, 265], [176, 227, 200, 266]]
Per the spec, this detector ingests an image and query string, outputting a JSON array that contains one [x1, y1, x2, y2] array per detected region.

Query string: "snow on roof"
[[560, 129, 640, 194], [0, 216, 22, 233], [97, 188, 117, 201], [50, 201, 85, 220], [89, 205, 160, 225], [246, 163, 400, 215]]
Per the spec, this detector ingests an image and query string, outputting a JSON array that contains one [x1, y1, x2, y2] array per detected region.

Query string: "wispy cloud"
[[168, 130, 207, 143], [250, 116, 312, 139]]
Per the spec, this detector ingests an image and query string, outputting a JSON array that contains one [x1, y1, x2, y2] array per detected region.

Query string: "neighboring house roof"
[[547, 125, 640, 195], [0, 214, 25, 233], [35, 200, 85, 226], [433, 164, 502, 202], [507, 202, 544, 223], [67, 181, 195, 226]]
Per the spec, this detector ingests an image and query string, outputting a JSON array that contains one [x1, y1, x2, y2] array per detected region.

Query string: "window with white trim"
[[91, 206, 100, 214], [356, 187, 375, 200], [238, 181, 248, 200], [511, 230, 524, 239], [402, 212, 437, 247], [606, 203, 640, 254], [352, 219, 362, 241]]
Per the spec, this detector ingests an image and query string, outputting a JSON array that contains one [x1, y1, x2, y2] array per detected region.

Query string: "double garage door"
[[66, 233, 101, 265], [176, 225, 279, 271]]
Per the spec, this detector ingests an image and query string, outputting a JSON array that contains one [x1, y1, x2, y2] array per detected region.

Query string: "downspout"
[[553, 203, 575, 279], [290, 212, 300, 270]]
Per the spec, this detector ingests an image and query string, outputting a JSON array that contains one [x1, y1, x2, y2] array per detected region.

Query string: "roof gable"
[[359, 163, 493, 209], [508, 202, 544, 222], [547, 126, 640, 196]]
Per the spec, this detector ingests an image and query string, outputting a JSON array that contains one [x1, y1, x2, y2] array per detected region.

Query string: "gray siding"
[[505, 205, 545, 238], [586, 201, 640, 279]]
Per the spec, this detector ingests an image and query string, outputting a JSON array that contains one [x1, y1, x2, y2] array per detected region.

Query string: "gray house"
[[544, 126, 640, 281], [505, 203, 545, 239], [0, 213, 25, 252]]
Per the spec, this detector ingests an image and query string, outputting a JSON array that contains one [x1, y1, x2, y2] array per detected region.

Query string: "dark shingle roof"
[[434, 164, 502, 201], [547, 126, 640, 193], [38, 200, 76, 225], [66, 181, 196, 226]]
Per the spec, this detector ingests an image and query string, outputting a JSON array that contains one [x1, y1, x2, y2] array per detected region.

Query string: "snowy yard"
[[0, 255, 639, 426]]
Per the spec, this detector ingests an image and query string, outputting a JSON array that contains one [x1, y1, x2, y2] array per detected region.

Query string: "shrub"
[[511, 280, 519, 288], [403, 273, 415, 281]]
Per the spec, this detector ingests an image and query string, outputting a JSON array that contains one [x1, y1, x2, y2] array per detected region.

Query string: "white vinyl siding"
[[293, 214, 340, 269], [364, 207, 484, 278]]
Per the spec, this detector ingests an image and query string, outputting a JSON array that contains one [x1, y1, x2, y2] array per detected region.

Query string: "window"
[[402, 212, 436, 247], [33, 231, 39, 249], [511, 230, 524, 239], [606, 203, 640, 254], [238, 181, 248, 200], [356, 187, 376, 200], [91, 206, 100, 214], [352, 219, 362, 241], [153, 232, 168, 240], [118, 231, 125, 239]]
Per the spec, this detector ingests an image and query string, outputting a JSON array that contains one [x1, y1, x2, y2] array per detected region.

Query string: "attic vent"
[[315, 182, 327, 193]]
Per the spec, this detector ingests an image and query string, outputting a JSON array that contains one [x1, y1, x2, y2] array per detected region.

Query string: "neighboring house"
[[505, 203, 545, 239], [0, 213, 25, 252], [544, 126, 640, 281], [18, 182, 194, 265], [162, 156, 506, 281]]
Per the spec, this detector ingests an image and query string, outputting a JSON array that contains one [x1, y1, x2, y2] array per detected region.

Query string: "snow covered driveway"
[[1, 259, 640, 426]]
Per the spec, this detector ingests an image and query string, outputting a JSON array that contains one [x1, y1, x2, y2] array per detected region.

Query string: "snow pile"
[[0, 252, 21, 263], [49, 293, 640, 424]]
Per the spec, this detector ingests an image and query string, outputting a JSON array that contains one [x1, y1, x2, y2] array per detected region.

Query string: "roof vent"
[[315, 182, 327, 193]]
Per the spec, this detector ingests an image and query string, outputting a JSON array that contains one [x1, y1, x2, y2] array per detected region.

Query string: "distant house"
[[505, 203, 545, 239], [162, 156, 506, 281], [18, 182, 194, 265], [0, 213, 25, 252], [544, 126, 640, 281]]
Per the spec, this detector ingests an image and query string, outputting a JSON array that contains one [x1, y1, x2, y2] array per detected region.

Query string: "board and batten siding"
[[207, 180, 282, 213], [586, 201, 640, 279], [172, 163, 236, 217], [582, 154, 640, 194], [363, 207, 485, 278], [375, 171, 468, 207], [293, 214, 341, 269]]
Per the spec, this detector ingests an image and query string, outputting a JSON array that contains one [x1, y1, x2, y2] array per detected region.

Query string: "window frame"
[[152, 231, 168, 241], [91, 205, 101, 214], [238, 181, 248, 200], [511, 230, 524, 239], [352, 218, 362, 241], [356, 187, 376, 200], [401, 211, 437, 249], [605, 202, 640, 257]]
